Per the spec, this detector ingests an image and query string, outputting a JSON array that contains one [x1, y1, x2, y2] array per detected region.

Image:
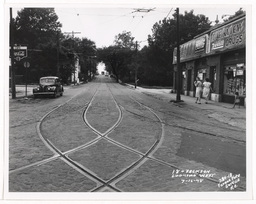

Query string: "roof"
[[194, 13, 246, 39], [40, 76, 59, 79]]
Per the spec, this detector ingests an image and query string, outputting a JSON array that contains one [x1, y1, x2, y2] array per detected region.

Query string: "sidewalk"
[[125, 84, 246, 131], [9, 85, 34, 99], [9, 84, 72, 99]]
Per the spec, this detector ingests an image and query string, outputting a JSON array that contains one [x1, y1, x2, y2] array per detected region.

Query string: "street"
[[9, 75, 246, 192]]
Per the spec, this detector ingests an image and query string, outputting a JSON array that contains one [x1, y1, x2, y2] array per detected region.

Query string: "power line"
[[165, 8, 173, 19]]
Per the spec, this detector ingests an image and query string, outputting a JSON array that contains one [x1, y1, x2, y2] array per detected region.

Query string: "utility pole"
[[63, 31, 81, 84], [89, 57, 92, 81], [171, 7, 183, 103], [10, 8, 16, 99], [134, 41, 138, 89], [56, 31, 60, 77]]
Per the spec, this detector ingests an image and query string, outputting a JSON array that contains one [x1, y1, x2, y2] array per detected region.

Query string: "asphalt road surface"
[[8, 75, 246, 193]]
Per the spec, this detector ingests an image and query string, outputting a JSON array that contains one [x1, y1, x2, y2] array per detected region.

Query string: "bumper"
[[33, 92, 55, 95]]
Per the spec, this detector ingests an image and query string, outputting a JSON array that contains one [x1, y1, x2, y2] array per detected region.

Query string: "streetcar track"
[[46, 81, 245, 192], [34, 83, 127, 192], [122, 107, 245, 144], [9, 155, 60, 174], [10, 81, 246, 192], [87, 84, 165, 191], [125, 85, 245, 133], [107, 83, 246, 190], [33, 86, 114, 190]]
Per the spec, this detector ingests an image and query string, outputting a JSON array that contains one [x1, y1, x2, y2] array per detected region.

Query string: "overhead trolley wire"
[[165, 8, 173, 19]]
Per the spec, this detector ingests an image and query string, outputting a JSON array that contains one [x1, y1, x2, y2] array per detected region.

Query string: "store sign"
[[173, 35, 208, 64], [209, 17, 245, 52], [180, 40, 195, 61], [195, 36, 206, 52]]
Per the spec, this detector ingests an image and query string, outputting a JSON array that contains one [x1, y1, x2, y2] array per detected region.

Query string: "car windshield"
[[40, 78, 56, 85]]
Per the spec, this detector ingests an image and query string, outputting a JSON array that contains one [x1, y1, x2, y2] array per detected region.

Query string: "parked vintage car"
[[33, 76, 64, 98]]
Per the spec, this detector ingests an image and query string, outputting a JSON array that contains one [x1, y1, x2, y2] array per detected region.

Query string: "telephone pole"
[[63, 31, 81, 49], [171, 7, 183, 103], [63, 31, 81, 84], [56, 31, 60, 77], [134, 41, 138, 88], [10, 8, 16, 99]]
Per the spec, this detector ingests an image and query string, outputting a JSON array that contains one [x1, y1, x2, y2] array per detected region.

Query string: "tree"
[[114, 31, 136, 49], [140, 10, 212, 86], [224, 8, 246, 22], [14, 8, 62, 49], [98, 31, 136, 82], [76, 37, 97, 81], [13, 8, 62, 82]]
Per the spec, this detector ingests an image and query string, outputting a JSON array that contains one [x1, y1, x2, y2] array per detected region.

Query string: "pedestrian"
[[232, 92, 240, 108], [194, 77, 203, 104], [202, 78, 212, 104]]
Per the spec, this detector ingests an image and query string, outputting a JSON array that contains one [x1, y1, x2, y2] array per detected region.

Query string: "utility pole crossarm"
[[63, 31, 81, 38]]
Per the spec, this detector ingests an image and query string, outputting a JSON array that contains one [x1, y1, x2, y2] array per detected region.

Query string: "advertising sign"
[[209, 17, 245, 52], [195, 36, 206, 53], [173, 35, 208, 64], [13, 45, 27, 61]]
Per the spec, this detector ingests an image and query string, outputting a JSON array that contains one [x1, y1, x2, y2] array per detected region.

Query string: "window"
[[223, 64, 245, 96]]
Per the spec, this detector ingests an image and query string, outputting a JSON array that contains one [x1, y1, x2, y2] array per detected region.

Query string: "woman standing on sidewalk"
[[194, 77, 203, 104], [203, 78, 212, 104]]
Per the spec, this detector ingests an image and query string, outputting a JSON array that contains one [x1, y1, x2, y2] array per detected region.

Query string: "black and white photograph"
[[2, 0, 256, 203]]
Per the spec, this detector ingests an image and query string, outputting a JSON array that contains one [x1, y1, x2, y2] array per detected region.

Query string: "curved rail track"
[[9, 81, 246, 191]]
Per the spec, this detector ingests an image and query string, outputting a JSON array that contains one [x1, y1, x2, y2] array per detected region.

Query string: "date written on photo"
[[172, 169, 240, 190]]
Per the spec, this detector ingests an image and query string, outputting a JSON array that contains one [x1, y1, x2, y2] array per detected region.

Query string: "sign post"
[[24, 61, 30, 99]]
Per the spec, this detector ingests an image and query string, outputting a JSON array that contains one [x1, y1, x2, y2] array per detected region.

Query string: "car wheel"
[[54, 92, 57, 98]]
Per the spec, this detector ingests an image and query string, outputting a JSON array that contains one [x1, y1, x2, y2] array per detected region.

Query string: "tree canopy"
[[97, 31, 136, 82], [12, 8, 97, 83], [14, 8, 62, 49]]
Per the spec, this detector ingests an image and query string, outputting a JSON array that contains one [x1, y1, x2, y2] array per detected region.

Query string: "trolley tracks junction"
[[7, 76, 247, 199]]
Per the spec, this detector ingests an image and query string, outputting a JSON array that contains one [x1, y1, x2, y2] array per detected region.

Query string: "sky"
[[12, 5, 245, 49], [53, 5, 245, 72], [9, 3, 250, 72], [53, 6, 244, 48]]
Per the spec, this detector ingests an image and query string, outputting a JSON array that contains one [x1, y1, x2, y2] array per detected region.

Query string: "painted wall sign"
[[209, 17, 245, 52]]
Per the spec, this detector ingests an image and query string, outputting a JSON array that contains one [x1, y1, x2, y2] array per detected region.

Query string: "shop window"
[[197, 69, 206, 81], [224, 64, 246, 96]]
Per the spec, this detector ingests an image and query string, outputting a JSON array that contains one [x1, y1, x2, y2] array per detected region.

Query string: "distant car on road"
[[33, 76, 64, 98]]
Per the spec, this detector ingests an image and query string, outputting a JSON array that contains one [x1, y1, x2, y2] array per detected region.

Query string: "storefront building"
[[173, 14, 246, 105]]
